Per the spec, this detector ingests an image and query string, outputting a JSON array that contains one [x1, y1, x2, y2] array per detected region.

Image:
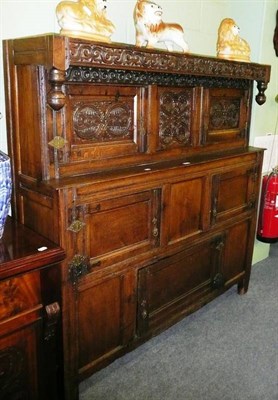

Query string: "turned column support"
[[255, 81, 268, 105], [47, 68, 66, 111]]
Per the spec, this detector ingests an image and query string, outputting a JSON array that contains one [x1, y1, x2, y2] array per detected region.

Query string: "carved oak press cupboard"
[[3, 34, 270, 400]]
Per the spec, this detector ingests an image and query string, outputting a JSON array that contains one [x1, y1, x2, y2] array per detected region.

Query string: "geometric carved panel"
[[0, 346, 28, 399], [73, 101, 133, 141], [159, 89, 192, 148], [209, 99, 240, 130]]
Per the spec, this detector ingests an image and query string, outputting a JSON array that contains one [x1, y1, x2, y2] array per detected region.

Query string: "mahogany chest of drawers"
[[0, 217, 65, 400]]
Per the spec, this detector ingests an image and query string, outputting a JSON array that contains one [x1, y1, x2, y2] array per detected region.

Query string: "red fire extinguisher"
[[257, 166, 278, 243]]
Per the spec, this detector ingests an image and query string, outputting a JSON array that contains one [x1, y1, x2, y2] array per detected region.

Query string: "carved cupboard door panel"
[[211, 163, 258, 225], [68, 188, 161, 272], [147, 85, 201, 151], [162, 175, 210, 246], [77, 268, 136, 379], [62, 85, 147, 163], [137, 235, 225, 337], [203, 87, 250, 146]]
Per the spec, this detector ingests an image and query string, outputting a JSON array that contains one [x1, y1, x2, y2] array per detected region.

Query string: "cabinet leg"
[[237, 280, 249, 295]]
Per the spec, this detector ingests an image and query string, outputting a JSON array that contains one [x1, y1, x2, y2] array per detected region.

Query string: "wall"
[[0, 0, 277, 261]]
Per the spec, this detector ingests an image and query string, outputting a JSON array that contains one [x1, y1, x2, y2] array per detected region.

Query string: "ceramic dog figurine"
[[133, 0, 189, 52], [56, 0, 115, 42], [216, 18, 250, 62]]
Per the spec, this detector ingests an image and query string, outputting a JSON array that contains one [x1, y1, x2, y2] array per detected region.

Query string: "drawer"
[[0, 272, 40, 322]]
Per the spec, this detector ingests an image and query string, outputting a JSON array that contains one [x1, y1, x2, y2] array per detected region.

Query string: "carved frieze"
[[66, 66, 250, 90], [68, 41, 269, 83]]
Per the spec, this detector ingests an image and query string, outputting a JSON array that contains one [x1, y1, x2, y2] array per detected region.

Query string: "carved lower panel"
[[159, 89, 192, 147], [0, 346, 28, 399]]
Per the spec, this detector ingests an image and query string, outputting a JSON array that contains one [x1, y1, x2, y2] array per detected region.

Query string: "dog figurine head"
[[133, 0, 189, 53]]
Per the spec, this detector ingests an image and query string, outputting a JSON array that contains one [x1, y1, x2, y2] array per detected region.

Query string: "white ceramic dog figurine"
[[216, 18, 250, 62], [56, 0, 115, 42], [133, 0, 189, 52]]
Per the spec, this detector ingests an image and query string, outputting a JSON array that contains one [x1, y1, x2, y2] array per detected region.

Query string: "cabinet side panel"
[[19, 189, 58, 243], [15, 66, 46, 180]]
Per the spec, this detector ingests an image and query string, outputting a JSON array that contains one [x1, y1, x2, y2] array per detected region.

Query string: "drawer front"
[[0, 272, 40, 322]]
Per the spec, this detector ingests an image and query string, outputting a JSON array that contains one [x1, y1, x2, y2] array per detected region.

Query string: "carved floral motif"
[[159, 90, 192, 147], [209, 99, 240, 129], [73, 101, 133, 141]]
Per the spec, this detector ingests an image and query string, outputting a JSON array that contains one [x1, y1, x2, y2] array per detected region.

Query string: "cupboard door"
[[62, 85, 147, 163], [70, 189, 161, 269], [203, 87, 250, 145], [148, 85, 200, 152], [137, 236, 224, 337], [211, 164, 257, 224], [163, 176, 209, 246], [222, 218, 254, 289], [77, 269, 136, 379]]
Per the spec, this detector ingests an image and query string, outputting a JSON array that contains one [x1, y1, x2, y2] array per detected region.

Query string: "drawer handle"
[[152, 217, 159, 238], [44, 302, 60, 341], [89, 260, 101, 269]]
